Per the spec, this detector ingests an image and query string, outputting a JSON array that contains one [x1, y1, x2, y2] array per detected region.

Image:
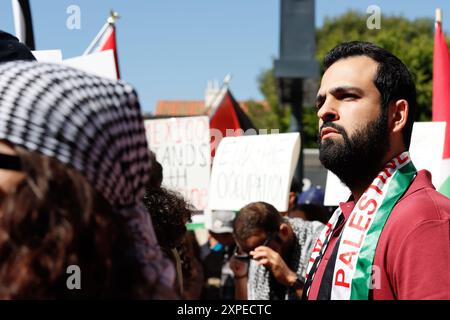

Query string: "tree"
[[246, 68, 291, 133], [246, 11, 436, 148]]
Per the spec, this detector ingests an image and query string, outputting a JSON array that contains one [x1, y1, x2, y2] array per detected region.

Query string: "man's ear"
[[279, 223, 290, 241], [390, 99, 408, 134]]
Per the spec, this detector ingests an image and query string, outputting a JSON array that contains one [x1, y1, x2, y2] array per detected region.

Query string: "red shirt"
[[308, 170, 450, 300]]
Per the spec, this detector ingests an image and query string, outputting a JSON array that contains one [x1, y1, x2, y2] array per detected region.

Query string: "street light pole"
[[274, 0, 319, 192]]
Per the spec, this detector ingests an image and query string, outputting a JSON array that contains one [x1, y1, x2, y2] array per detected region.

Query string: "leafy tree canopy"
[[246, 11, 436, 148]]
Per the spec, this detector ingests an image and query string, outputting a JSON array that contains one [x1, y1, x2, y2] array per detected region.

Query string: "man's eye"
[[342, 94, 358, 101]]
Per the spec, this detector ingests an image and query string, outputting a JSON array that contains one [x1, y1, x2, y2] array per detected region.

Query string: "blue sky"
[[1, 0, 450, 113]]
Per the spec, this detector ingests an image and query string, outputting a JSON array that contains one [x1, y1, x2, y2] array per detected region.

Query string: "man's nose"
[[317, 98, 339, 123]]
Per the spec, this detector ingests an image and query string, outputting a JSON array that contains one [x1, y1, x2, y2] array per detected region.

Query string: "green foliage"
[[317, 11, 434, 121], [246, 11, 438, 148], [246, 68, 291, 133]]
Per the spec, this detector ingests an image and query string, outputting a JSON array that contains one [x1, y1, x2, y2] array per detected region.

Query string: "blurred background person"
[[200, 210, 236, 300], [144, 183, 204, 299], [289, 186, 330, 224], [231, 202, 323, 300], [0, 61, 175, 299], [281, 177, 301, 217]]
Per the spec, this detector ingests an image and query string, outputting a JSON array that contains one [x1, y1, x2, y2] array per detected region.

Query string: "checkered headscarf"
[[0, 61, 175, 297]]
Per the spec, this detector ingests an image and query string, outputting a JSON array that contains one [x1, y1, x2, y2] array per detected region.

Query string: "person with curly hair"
[[143, 183, 204, 299]]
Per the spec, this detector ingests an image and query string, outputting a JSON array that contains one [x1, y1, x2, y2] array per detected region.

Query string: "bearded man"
[[303, 41, 450, 300]]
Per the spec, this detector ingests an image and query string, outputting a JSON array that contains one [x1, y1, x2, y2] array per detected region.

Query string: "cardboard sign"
[[324, 121, 446, 206], [63, 50, 117, 80], [410, 122, 446, 187], [208, 132, 300, 212], [32, 50, 63, 63], [144, 116, 211, 210]]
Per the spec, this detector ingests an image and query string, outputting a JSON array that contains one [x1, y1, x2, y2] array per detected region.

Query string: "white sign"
[[324, 171, 351, 207], [208, 132, 300, 212], [324, 121, 446, 206], [63, 50, 117, 80], [144, 116, 211, 210], [32, 50, 63, 63]]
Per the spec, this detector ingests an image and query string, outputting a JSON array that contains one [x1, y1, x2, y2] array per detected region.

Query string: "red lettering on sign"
[[339, 251, 358, 270], [357, 195, 377, 215], [164, 121, 172, 143], [335, 269, 350, 288], [343, 233, 364, 249]]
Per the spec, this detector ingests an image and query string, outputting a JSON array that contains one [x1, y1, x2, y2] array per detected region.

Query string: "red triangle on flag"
[[209, 90, 257, 158], [99, 25, 120, 79], [85, 23, 120, 79]]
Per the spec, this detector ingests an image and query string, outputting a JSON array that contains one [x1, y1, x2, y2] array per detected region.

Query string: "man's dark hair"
[[233, 202, 283, 243], [323, 41, 417, 149]]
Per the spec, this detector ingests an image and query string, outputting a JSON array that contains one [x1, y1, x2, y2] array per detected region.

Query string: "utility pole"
[[274, 0, 319, 192]]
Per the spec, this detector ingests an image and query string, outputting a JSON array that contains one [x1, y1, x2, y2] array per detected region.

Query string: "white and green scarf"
[[305, 151, 416, 300]]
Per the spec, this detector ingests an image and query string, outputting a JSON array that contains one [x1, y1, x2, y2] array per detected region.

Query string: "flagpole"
[[11, 0, 35, 50], [436, 8, 442, 24], [83, 22, 109, 56], [204, 74, 232, 116], [83, 10, 120, 56]]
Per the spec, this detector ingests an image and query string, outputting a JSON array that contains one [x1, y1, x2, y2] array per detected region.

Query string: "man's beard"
[[318, 112, 390, 191]]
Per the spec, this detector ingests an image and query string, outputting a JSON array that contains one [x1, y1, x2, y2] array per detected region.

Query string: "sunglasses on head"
[[0, 153, 22, 171]]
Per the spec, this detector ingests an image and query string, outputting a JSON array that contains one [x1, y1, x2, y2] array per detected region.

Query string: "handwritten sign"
[[324, 121, 446, 206], [208, 132, 300, 212], [144, 116, 211, 210]]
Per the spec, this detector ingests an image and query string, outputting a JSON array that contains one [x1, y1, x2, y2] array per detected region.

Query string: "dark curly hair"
[[0, 147, 154, 299], [143, 186, 193, 250]]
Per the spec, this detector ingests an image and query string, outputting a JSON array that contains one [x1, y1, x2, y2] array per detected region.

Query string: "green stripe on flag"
[[350, 161, 416, 300]]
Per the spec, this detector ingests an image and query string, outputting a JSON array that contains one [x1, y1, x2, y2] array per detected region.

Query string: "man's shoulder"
[[380, 170, 450, 246], [393, 170, 450, 223]]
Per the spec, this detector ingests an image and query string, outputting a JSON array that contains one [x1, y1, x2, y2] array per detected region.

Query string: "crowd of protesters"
[[0, 30, 448, 300]]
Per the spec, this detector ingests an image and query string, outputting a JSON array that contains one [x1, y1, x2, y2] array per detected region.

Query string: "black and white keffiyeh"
[[247, 217, 324, 300], [0, 61, 175, 297]]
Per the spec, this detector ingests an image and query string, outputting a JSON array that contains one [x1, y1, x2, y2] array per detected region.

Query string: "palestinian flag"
[[209, 89, 257, 158], [433, 9, 450, 197], [84, 12, 120, 79]]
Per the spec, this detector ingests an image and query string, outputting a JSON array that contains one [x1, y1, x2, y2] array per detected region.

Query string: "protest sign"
[[208, 132, 300, 212], [63, 49, 117, 80], [144, 116, 211, 210], [32, 50, 63, 63]]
